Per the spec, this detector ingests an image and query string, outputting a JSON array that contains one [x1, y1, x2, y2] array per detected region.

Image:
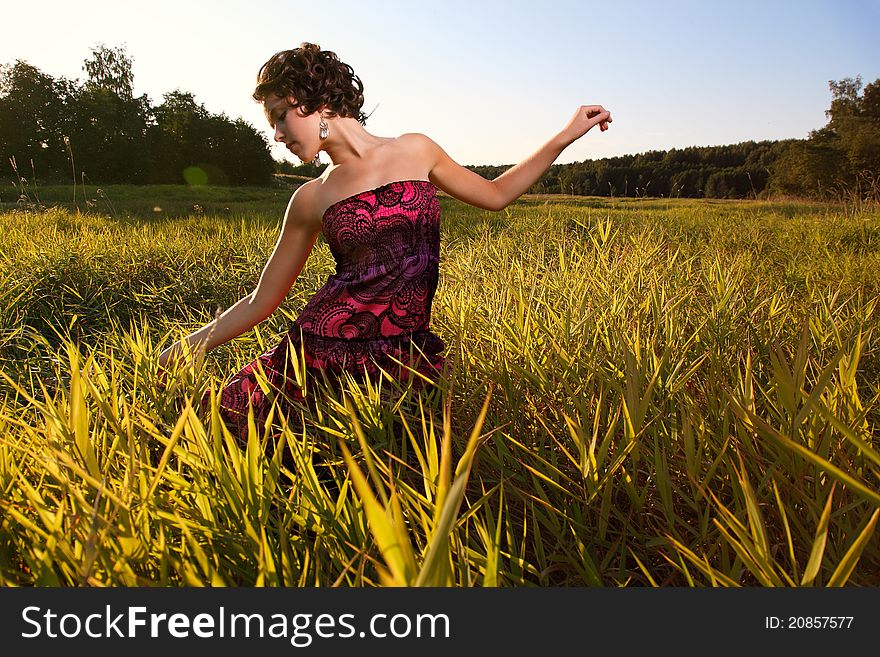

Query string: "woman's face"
[[264, 94, 322, 161]]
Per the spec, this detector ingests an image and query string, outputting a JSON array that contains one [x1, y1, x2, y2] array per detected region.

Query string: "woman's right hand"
[[158, 345, 178, 369], [156, 344, 184, 390]]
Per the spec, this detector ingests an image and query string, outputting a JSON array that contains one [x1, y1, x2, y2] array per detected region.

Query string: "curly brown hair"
[[253, 42, 368, 125]]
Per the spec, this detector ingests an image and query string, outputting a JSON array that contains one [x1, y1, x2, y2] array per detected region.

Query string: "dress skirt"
[[198, 324, 446, 444]]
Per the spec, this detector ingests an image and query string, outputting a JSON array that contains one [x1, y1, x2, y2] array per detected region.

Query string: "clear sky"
[[3, 0, 879, 166]]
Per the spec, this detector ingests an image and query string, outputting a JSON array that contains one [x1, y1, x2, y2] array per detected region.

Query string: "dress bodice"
[[293, 179, 441, 339]]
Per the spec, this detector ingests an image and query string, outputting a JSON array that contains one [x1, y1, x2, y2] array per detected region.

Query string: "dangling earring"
[[313, 113, 329, 166]]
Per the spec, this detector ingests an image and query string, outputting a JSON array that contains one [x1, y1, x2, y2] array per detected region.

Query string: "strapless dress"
[[201, 179, 446, 440]]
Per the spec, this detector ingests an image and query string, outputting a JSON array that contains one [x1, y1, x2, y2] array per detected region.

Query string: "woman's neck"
[[321, 117, 389, 165]]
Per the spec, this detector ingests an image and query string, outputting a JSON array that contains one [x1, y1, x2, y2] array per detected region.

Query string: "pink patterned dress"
[[200, 179, 446, 441]]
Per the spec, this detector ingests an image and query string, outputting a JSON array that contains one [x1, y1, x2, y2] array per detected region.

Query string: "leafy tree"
[[287, 161, 328, 179], [275, 158, 298, 174], [0, 60, 76, 182], [147, 92, 274, 185], [771, 75, 880, 198], [1, 46, 273, 186], [828, 77, 880, 176], [825, 76, 863, 135], [860, 79, 880, 121], [64, 45, 151, 182], [226, 118, 275, 185], [83, 44, 135, 101], [147, 90, 211, 183]]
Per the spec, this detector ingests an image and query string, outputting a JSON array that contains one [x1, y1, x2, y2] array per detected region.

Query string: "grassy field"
[[1, 183, 878, 586]]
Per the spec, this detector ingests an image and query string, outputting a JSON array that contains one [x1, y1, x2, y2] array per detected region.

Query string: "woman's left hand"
[[559, 104, 613, 144]]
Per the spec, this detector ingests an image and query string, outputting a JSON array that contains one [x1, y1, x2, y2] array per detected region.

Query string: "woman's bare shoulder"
[[286, 178, 326, 231], [395, 133, 439, 171]]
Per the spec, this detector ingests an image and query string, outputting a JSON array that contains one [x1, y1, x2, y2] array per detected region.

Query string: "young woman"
[[158, 42, 612, 441]]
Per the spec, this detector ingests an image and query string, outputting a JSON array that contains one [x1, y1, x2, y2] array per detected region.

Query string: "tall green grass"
[[1, 189, 878, 586]]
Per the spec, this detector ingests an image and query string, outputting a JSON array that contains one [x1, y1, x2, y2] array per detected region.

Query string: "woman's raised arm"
[[416, 104, 612, 211]]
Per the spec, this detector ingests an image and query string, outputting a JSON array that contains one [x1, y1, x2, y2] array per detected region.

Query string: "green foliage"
[[770, 76, 880, 200], [469, 141, 784, 200], [69, 47, 153, 183], [0, 60, 77, 181], [83, 44, 135, 101], [0, 46, 274, 186], [147, 91, 274, 185]]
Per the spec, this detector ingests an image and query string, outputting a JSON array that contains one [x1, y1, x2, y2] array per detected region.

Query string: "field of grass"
[[1, 183, 878, 586]]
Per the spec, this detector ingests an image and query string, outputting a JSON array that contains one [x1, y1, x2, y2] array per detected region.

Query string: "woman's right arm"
[[158, 182, 321, 370]]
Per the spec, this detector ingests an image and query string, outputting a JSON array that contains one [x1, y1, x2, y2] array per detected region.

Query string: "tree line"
[[2, 45, 877, 200], [462, 76, 879, 201], [465, 139, 785, 200], [0, 45, 274, 186]]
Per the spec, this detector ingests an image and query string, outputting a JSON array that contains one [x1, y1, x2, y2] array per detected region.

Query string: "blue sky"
[[3, 0, 878, 166]]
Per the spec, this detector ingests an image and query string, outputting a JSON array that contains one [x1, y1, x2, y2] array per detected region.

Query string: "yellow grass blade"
[[727, 393, 880, 507], [416, 385, 494, 586], [801, 483, 836, 586], [827, 508, 879, 587], [339, 439, 416, 586]]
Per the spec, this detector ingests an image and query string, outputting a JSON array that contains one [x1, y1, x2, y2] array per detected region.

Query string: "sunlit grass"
[[1, 189, 878, 586]]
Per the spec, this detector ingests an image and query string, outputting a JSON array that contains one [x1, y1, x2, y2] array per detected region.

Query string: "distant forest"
[[2, 45, 878, 200], [457, 75, 879, 201], [0, 45, 274, 186]]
